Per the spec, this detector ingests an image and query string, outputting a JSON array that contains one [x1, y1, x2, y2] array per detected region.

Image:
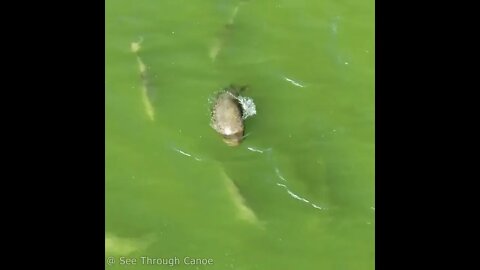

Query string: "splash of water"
[[235, 95, 256, 120]]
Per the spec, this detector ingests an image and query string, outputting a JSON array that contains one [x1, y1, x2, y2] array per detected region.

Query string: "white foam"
[[236, 95, 256, 119]]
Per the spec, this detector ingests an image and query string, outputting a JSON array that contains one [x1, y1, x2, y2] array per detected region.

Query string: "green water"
[[106, 0, 374, 269]]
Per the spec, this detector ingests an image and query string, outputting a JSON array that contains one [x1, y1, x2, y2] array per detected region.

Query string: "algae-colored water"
[[106, 0, 374, 269]]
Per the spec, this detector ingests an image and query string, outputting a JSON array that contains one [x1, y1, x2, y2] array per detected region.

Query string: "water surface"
[[106, 0, 374, 269]]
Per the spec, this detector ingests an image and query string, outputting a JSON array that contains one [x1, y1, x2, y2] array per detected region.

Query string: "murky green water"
[[106, 0, 374, 269]]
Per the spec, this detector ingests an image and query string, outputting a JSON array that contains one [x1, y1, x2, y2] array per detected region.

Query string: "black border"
[[7, 2, 105, 268]]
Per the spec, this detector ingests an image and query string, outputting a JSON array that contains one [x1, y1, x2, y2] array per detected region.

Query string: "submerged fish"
[[131, 38, 155, 121], [209, 0, 250, 61], [222, 170, 261, 226]]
